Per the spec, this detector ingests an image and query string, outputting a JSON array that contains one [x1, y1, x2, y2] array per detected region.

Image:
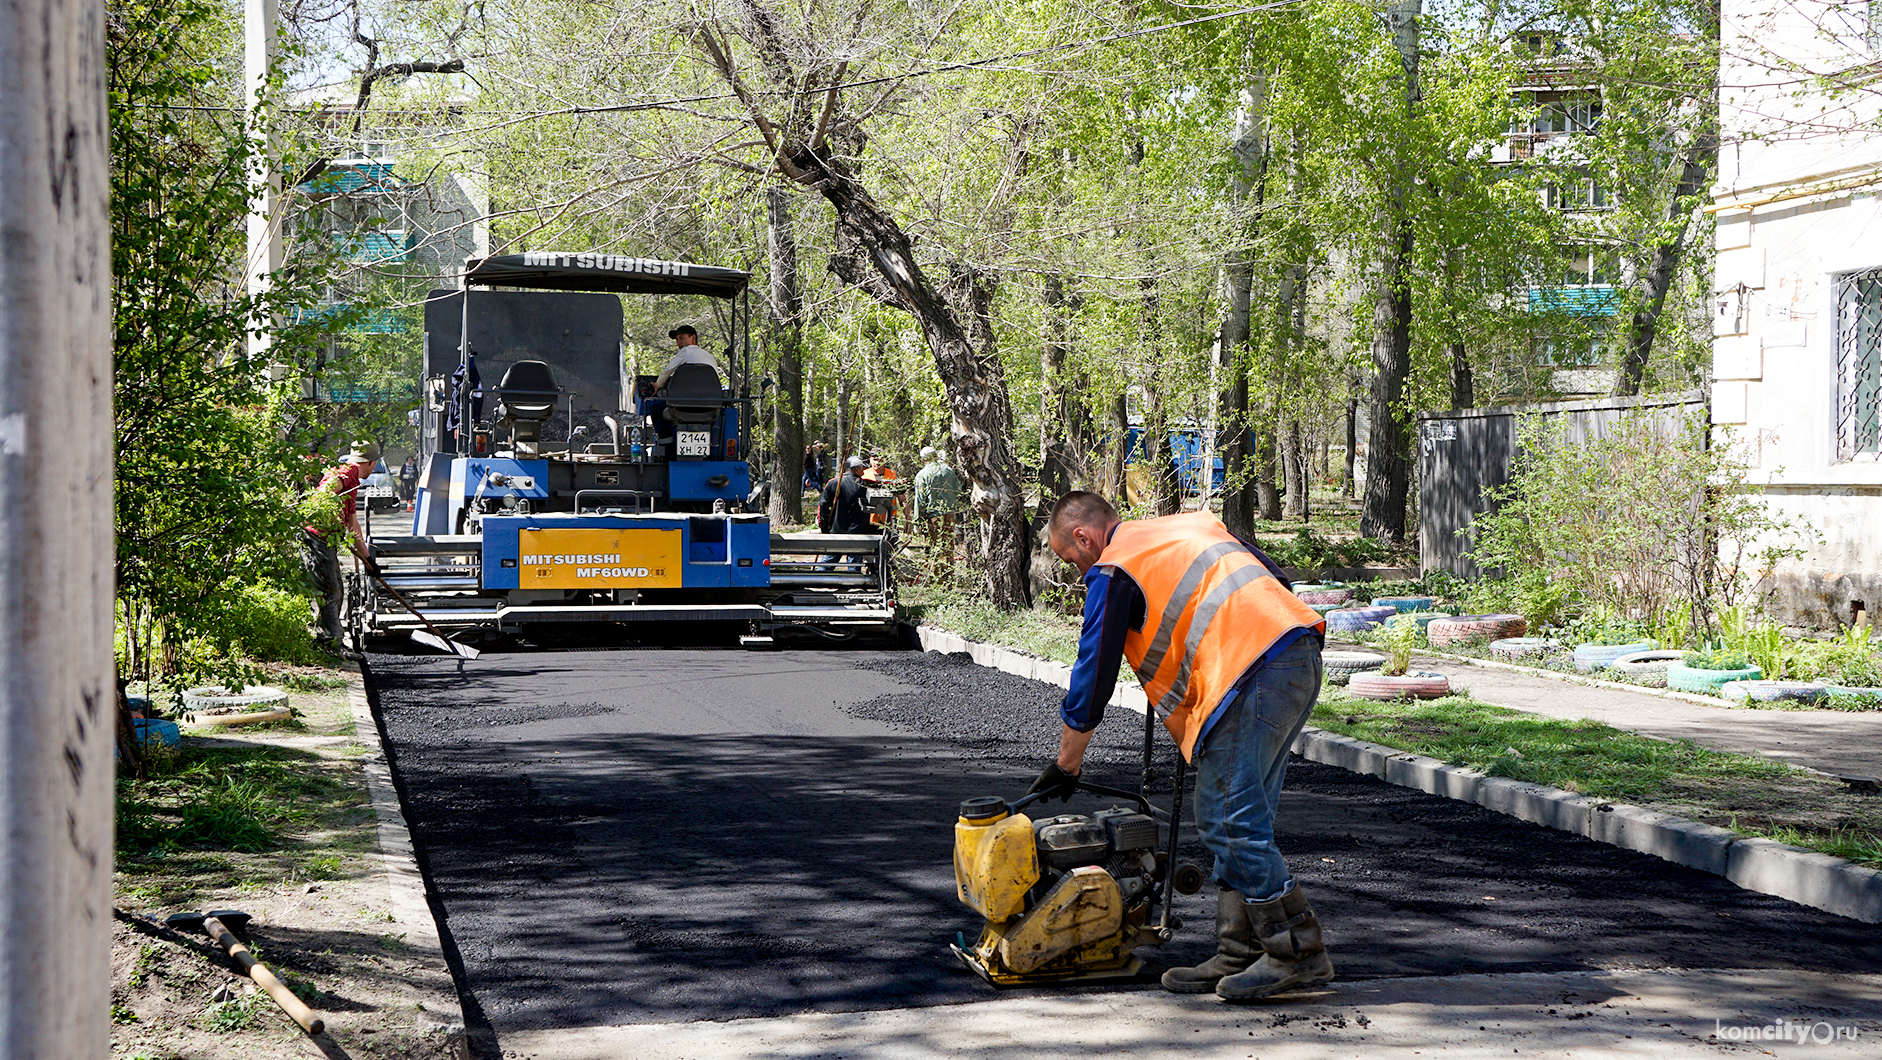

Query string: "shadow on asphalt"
[[364, 649, 1882, 1054]]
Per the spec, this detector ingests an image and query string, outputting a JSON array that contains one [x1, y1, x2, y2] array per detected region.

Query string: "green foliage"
[[199, 994, 263, 1033], [1464, 412, 1810, 641], [1681, 649, 1751, 672], [1262, 528, 1391, 573], [111, 0, 353, 684], [1560, 607, 1651, 648], [1380, 615, 1420, 676]]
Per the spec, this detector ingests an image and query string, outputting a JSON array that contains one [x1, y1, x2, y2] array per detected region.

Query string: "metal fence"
[[1416, 390, 1706, 578]]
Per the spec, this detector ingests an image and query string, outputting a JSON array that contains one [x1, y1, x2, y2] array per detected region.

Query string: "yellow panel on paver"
[[516, 527, 682, 588]]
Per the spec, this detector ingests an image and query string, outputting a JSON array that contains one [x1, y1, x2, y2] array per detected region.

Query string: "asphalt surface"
[[365, 645, 1882, 1051]]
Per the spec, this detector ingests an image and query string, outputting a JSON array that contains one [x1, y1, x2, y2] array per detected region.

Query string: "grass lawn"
[[1313, 688, 1882, 867]]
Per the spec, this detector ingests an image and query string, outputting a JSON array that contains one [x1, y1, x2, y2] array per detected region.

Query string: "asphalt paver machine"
[[350, 251, 894, 648]]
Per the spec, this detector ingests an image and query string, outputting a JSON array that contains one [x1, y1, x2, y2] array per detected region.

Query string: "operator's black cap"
[[669, 324, 697, 339]]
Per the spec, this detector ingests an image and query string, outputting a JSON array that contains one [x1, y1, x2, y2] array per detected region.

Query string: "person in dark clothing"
[[818, 456, 872, 534]]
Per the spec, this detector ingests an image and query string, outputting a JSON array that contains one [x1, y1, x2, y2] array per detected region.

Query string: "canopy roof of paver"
[[464, 252, 750, 298]]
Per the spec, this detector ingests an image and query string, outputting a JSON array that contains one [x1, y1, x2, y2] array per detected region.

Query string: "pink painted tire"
[[1347, 670, 1452, 701], [1426, 614, 1527, 647], [1296, 588, 1353, 606]]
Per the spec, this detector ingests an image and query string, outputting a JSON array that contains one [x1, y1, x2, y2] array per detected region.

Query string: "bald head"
[[1047, 491, 1121, 575]]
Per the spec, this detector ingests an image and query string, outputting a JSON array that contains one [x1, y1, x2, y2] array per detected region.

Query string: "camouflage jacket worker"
[[911, 457, 965, 520]]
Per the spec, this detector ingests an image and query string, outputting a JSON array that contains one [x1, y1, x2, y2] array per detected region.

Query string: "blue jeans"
[[1191, 635, 1323, 902]]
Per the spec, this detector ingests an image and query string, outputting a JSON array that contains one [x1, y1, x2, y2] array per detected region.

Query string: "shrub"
[[1681, 648, 1751, 671], [1463, 410, 1810, 643]]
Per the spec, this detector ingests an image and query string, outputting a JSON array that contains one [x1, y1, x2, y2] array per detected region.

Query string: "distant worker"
[[1028, 491, 1331, 1001], [654, 324, 721, 389], [398, 454, 419, 502], [803, 440, 828, 490], [818, 455, 872, 535], [910, 445, 965, 563], [862, 452, 899, 530], [300, 441, 379, 648]]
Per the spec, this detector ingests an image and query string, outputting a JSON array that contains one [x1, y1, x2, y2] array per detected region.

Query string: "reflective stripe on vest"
[[1099, 511, 1325, 759]]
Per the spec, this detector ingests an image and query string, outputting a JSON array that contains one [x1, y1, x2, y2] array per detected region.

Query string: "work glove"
[[1027, 761, 1080, 804]]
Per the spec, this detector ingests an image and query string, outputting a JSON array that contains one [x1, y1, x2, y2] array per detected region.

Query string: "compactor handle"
[[1008, 780, 1168, 822]]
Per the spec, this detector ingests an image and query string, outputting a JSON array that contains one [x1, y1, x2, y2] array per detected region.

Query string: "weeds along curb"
[[345, 665, 471, 1048], [912, 623, 1882, 924]]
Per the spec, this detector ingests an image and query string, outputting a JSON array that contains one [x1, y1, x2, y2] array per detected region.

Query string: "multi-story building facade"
[[1713, 0, 1882, 626]]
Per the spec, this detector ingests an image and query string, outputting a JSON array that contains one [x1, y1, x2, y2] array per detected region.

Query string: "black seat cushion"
[[496, 360, 559, 421]]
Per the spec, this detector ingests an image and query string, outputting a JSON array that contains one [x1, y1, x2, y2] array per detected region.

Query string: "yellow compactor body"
[[950, 795, 1167, 985]]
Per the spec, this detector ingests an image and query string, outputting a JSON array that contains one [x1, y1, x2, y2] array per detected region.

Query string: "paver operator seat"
[[658, 363, 732, 459], [495, 359, 560, 453]]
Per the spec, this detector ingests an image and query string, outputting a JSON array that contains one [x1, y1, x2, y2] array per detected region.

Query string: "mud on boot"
[[1160, 888, 1255, 993], [1215, 884, 1333, 1000]]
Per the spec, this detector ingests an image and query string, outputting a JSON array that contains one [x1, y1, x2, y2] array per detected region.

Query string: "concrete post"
[[245, 0, 281, 361], [0, 0, 116, 1057]]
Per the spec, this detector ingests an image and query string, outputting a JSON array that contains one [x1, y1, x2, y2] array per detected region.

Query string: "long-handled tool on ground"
[[360, 557, 481, 659], [165, 910, 324, 1036]]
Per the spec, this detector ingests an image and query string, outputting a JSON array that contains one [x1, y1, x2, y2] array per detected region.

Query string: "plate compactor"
[[950, 760, 1205, 986]]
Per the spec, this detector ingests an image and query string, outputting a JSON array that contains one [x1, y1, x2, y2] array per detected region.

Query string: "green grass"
[[900, 585, 1085, 666], [117, 747, 355, 855], [1314, 688, 1882, 865], [1314, 690, 1790, 802]]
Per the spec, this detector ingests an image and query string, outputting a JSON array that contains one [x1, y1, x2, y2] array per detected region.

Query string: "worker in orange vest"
[[1029, 490, 1330, 1001]]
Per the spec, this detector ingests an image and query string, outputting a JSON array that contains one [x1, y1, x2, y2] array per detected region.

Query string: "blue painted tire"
[[1326, 605, 1399, 632], [1572, 640, 1656, 673], [1372, 596, 1436, 613], [1666, 662, 1763, 694]]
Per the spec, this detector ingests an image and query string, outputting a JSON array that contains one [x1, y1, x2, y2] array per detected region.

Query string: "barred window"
[[1837, 267, 1882, 459]]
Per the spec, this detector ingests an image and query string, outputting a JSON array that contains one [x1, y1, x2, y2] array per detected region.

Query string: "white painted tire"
[[1719, 680, 1828, 704], [1608, 650, 1685, 687], [1347, 670, 1452, 701], [1323, 650, 1387, 686], [180, 685, 289, 713], [1572, 641, 1655, 673], [1489, 636, 1560, 660]]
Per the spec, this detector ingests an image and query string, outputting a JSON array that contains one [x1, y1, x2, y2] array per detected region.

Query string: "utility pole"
[[0, 0, 116, 1056], [246, 0, 281, 361]]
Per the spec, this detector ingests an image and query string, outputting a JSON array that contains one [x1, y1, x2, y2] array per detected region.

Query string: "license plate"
[[677, 431, 710, 457]]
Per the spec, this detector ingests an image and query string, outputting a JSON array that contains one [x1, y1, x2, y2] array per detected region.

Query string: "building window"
[[1537, 336, 1600, 367], [1545, 178, 1610, 211], [1837, 268, 1882, 459]]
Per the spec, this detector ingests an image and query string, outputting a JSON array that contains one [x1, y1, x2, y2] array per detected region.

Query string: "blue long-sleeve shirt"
[[1059, 529, 1316, 739]]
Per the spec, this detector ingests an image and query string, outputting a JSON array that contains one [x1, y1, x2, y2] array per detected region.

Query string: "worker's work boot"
[[1215, 884, 1335, 1000], [1159, 888, 1256, 993]]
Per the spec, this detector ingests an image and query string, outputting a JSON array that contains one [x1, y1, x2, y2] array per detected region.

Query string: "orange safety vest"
[[1098, 511, 1325, 761]]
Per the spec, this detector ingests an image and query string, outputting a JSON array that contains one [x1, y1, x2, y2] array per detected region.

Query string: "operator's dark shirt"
[[1061, 524, 1316, 741], [819, 473, 872, 534]]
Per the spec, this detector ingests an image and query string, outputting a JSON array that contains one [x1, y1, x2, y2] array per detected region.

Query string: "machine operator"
[[300, 441, 378, 648], [1028, 490, 1333, 1001], [654, 324, 721, 389]]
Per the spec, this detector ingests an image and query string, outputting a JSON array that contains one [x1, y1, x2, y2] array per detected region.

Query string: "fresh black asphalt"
[[365, 645, 1882, 1044]]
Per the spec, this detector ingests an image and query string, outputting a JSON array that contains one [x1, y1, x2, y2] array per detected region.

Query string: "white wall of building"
[[1714, 0, 1882, 626]]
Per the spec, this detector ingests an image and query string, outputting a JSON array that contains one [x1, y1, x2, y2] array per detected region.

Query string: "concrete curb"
[[345, 670, 471, 1053], [913, 624, 1882, 924]]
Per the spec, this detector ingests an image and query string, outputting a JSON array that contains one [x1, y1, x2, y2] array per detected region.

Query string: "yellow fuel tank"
[[954, 797, 1039, 922]]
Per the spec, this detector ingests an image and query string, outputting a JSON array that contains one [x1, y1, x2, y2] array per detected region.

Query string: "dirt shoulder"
[[112, 666, 462, 1060]]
